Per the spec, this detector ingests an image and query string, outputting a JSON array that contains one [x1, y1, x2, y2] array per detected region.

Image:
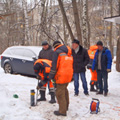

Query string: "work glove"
[[107, 69, 111, 73], [51, 79, 55, 83], [51, 79, 56, 88]]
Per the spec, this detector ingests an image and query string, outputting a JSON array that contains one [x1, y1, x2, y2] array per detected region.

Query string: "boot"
[[37, 90, 46, 102], [96, 91, 103, 95], [90, 85, 97, 92], [49, 92, 56, 104], [54, 111, 66, 116], [104, 92, 108, 97]]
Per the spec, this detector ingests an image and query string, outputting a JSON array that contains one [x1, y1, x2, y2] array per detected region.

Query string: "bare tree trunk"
[[116, 36, 120, 72], [63, 18, 67, 45], [48, 0, 53, 44], [86, 0, 90, 48], [22, 0, 31, 45], [39, 0, 46, 45], [109, 0, 113, 58], [5, 1, 11, 47], [116, 0, 120, 72], [58, 0, 74, 41], [82, 0, 89, 48], [72, 0, 82, 45]]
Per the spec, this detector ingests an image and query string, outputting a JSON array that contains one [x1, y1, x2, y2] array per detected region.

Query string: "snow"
[[0, 63, 120, 120]]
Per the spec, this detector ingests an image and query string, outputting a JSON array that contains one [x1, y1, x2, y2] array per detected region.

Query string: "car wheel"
[[4, 63, 13, 74]]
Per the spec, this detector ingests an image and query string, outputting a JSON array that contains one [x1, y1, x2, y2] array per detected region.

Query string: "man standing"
[[49, 41, 73, 116], [92, 41, 112, 96], [38, 41, 54, 60], [38, 41, 54, 101], [72, 39, 89, 96]]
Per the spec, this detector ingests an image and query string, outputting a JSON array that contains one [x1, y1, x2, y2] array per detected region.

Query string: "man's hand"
[[107, 69, 111, 73], [36, 85, 40, 90], [36, 75, 41, 80], [36, 82, 43, 90], [87, 64, 92, 69]]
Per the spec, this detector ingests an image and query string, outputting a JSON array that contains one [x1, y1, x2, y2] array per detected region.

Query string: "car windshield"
[[3, 49, 12, 55], [23, 49, 36, 58]]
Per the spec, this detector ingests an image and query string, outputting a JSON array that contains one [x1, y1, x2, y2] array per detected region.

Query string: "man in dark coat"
[[38, 41, 54, 60], [72, 39, 89, 96], [92, 41, 112, 96], [37, 41, 54, 102]]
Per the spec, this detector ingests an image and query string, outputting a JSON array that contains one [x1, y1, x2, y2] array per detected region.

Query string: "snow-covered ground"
[[0, 63, 120, 120]]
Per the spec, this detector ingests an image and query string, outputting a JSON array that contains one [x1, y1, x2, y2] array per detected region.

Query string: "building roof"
[[104, 15, 120, 24]]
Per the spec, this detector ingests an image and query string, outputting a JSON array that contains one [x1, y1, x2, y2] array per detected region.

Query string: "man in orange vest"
[[87, 45, 98, 91], [49, 41, 73, 116], [34, 59, 56, 104]]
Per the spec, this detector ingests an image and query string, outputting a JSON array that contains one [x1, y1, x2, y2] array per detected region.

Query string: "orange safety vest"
[[54, 45, 73, 84], [34, 59, 52, 80], [88, 45, 98, 81], [88, 45, 98, 60]]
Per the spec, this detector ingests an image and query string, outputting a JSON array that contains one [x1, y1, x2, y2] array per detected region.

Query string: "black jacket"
[[38, 45, 54, 60], [72, 45, 90, 73], [49, 45, 68, 79]]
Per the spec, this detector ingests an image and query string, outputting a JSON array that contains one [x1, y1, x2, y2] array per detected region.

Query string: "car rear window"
[[10, 48, 24, 57]]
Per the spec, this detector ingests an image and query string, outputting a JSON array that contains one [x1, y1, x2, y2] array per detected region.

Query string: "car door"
[[22, 49, 37, 76], [10, 48, 25, 73]]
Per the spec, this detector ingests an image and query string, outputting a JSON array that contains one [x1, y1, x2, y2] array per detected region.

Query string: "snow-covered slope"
[[0, 63, 120, 120]]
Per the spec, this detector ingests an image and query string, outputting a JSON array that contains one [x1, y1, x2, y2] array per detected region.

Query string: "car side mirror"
[[32, 56, 37, 61]]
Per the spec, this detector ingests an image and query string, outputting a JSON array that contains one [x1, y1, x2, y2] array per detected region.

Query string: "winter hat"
[[34, 63, 44, 73], [42, 41, 48, 46], [96, 41, 103, 46], [72, 39, 80, 45], [53, 41, 61, 48]]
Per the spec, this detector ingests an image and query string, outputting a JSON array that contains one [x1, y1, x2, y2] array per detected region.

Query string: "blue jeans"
[[73, 72, 88, 94], [97, 70, 108, 93]]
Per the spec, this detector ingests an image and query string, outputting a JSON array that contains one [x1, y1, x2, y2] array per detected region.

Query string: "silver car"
[[1, 46, 42, 76]]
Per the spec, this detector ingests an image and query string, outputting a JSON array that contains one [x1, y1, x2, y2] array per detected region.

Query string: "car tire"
[[4, 63, 13, 74]]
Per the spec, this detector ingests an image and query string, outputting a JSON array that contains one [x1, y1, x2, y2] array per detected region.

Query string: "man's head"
[[72, 39, 79, 50], [42, 41, 49, 50], [96, 41, 103, 51], [53, 41, 61, 48], [34, 63, 45, 74]]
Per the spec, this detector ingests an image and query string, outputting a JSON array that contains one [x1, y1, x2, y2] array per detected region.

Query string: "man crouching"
[[34, 59, 56, 104]]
